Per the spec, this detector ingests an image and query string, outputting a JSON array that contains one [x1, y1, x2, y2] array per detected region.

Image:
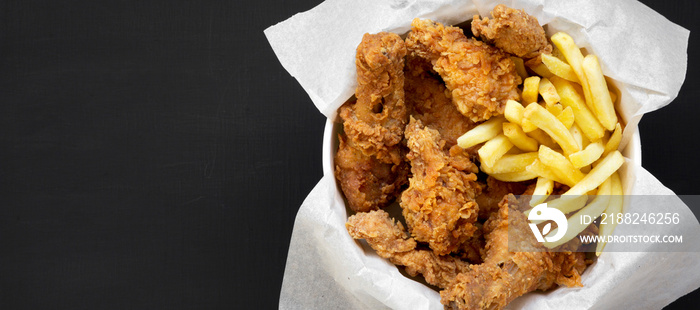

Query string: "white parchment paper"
[[265, 0, 700, 308]]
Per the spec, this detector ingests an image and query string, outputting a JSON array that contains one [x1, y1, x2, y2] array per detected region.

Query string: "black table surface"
[[0, 0, 697, 309]]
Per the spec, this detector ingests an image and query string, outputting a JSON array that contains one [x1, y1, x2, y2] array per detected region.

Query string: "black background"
[[0, 0, 696, 309]]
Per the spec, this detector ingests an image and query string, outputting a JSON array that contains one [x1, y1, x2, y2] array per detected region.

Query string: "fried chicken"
[[335, 133, 409, 212], [440, 195, 587, 309], [400, 117, 482, 255], [472, 4, 553, 66], [339, 32, 408, 165], [335, 32, 409, 212], [346, 210, 472, 289], [475, 176, 533, 220], [405, 19, 521, 122], [404, 55, 478, 155]]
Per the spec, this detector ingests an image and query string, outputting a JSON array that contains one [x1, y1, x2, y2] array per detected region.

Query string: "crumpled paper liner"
[[265, 0, 700, 308]]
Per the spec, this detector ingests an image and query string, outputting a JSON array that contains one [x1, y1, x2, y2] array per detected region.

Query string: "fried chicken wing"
[[404, 55, 478, 153], [405, 19, 521, 122], [335, 133, 409, 212], [340, 32, 408, 165], [400, 117, 481, 255], [472, 4, 553, 66], [475, 176, 533, 220], [440, 195, 587, 310], [335, 32, 410, 212], [346, 210, 471, 288]]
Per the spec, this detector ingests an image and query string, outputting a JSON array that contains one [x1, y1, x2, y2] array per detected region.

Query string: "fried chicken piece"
[[472, 4, 553, 66], [400, 117, 482, 255], [475, 176, 533, 220], [335, 32, 409, 212], [440, 195, 587, 309], [404, 55, 477, 151], [346, 210, 471, 289], [405, 19, 521, 122], [340, 32, 408, 165], [335, 134, 409, 212]]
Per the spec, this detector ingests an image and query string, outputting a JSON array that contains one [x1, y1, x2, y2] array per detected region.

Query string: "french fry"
[[523, 76, 541, 105], [526, 159, 571, 186], [457, 116, 505, 149], [481, 152, 538, 174], [529, 62, 554, 78], [545, 177, 612, 248], [582, 55, 618, 130], [550, 76, 606, 142], [538, 78, 560, 106], [551, 32, 593, 109], [504, 100, 525, 125], [521, 118, 538, 132], [556, 106, 575, 129], [511, 56, 529, 80], [541, 53, 579, 83], [529, 177, 554, 206], [526, 129, 558, 150], [478, 134, 514, 168], [489, 170, 538, 182], [603, 123, 623, 156], [596, 171, 624, 255], [526, 194, 588, 222], [569, 124, 583, 150], [547, 103, 564, 116], [564, 151, 624, 196], [502, 122, 539, 152], [538, 145, 586, 186], [523, 103, 580, 155], [569, 141, 605, 168]]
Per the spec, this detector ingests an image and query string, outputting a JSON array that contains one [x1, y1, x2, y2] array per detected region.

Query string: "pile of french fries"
[[457, 32, 625, 254]]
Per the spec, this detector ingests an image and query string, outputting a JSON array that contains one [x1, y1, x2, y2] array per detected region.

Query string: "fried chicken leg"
[[440, 196, 587, 310], [405, 19, 521, 122], [346, 210, 471, 289], [400, 117, 482, 255], [472, 4, 553, 66], [335, 32, 409, 212]]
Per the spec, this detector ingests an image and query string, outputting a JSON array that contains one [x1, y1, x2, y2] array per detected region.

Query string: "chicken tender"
[[340, 32, 408, 165], [400, 117, 482, 255], [472, 4, 553, 66], [346, 210, 472, 289], [405, 19, 521, 122], [440, 195, 587, 309]]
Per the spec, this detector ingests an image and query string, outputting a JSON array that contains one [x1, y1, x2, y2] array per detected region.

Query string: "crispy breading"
[[472, 4, 553, 66], [405, 18, 521, 122], [400, 117, 482, 255]]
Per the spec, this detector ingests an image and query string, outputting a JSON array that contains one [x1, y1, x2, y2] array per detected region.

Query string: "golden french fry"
[[511, 56, 529, 80], [556, 106, 575, 129], [457, 116, 505, 149], [596, 171, 624, 255], [551, 32, 594, 110], [545, 177, 612, 248], [502, 122, 539, 152], [526, 194, 588, 222], [529, 177, 554, 206], [541, 53, 579, 83], [489, 170, 538, 182], [582, 55, 618, 130], [478, 134, 514, 168], [481, 152, 538, 174], [526, 159, 570, 186], [538, 78, 560, 106], [569, 124, 583, 150], [538, 145, 586, 186], [603, 123, 623, 156], [528, 62, 554, 78], [547, 103, 564, 116], [521, 118, 538, 132], [550, 76, 606, 142], [526, 129, 558, 150], [564, 151, 624, 196], [569, 141, 605, 168], [523, 76, 541, 105], [504, 100, 525, 125], [523, 103, 580, 155]]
